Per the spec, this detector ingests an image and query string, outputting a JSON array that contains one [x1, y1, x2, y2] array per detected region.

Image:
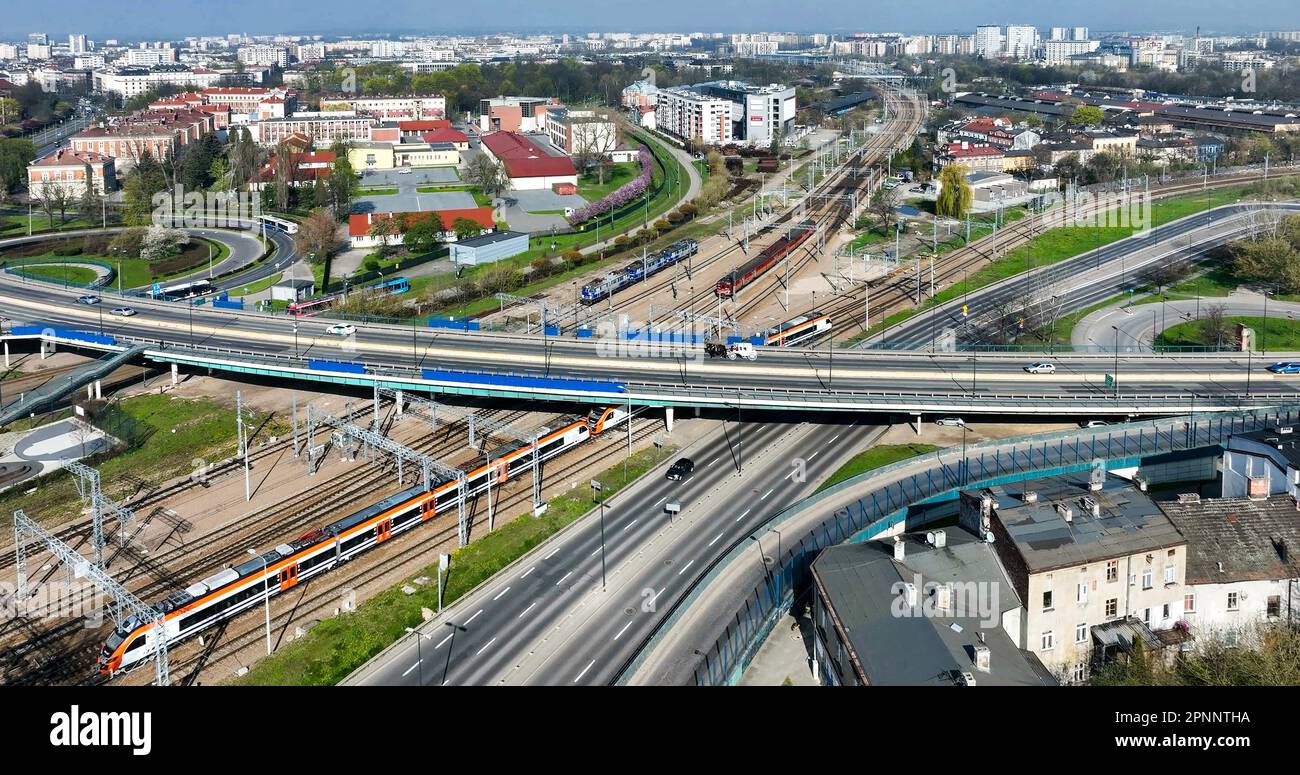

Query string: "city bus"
[[258, 214, 299, 235]]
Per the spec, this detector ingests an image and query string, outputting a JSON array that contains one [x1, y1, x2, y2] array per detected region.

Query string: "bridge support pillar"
[[395, 390, 404, 415], [94, 380, 102, 400], [3, 340, 8, 369], [170, 363, 179, 386], [87, 384, 94, 399], [912, 414, 922, 436], [664, 406, 674, 434], [40, 339, 51, 360]]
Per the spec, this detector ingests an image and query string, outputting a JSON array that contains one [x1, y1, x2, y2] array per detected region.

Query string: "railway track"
[[130, 415, 665, 686], [0, 405, 541, 685], [814, 166, 1300, 345]]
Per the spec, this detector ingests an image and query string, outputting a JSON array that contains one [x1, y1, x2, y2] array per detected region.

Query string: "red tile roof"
[[348, 207, 495, 237], [30, 148, 114, 167], [480, 131, 576, 179], [421, 128, 469, 145], [943, 142, 1005, 158]]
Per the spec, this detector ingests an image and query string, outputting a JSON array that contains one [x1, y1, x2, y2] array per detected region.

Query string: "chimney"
[[974, 644, 991, 672], [1057, 503, 1073, 524], [935, 583, 953, 613], [902, 582, 918, 607], [893, 535, 906, 562], [1022, 490, 1038, 503]]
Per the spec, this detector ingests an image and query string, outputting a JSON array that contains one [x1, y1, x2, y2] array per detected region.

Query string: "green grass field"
[[16, 264, 99, 285], [816, 443, 941, 492], [231, 272, 283, 296], [231, 443, 675, 686], [1158, 315, 1300, 351], [577, 162, 638, 202], [357, 187, 399, 196], [1, 236, 230, 290]]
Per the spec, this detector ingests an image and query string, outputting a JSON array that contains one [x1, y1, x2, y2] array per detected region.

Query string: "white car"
[[326, 323, 357, 336], [1024, 361, 1056, 374], [1079, 420, 1110, 429], [110, 307, 136, 317], [398, 168, 412, 174], [935, 417, 965, 427]]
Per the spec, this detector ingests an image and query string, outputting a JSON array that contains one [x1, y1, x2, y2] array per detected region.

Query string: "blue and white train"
[[579, 239, 698, 304]]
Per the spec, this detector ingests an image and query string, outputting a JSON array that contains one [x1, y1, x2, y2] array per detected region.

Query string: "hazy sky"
[[5, 0, 1299, 40]]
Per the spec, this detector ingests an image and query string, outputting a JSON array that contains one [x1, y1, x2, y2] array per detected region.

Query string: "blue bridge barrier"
[[213, 293, 244, 311], [421, 369, 625, 394], [10, 325, 116, 347], [427, 317, 481, 332], [575, 328, 594, 339], [307, 359, 366, 374], [727, 335, 766, 346]]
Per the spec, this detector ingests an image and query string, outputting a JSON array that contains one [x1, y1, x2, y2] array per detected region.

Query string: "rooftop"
[[978, 472, 1184, 573], [812, 530, 1055, 686], [1158, 495, 1300, 584]]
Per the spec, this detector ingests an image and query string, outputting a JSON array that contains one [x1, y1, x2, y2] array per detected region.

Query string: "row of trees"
[[1230, 214, 1300, 293]]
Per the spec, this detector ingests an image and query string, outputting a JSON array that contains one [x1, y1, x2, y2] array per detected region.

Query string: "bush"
[[567, 144, 653, 225], [52, 242, 82, 256], [363, 256, 381, 272], [478, 264, 522, 294], [679, 203, 699, 219]]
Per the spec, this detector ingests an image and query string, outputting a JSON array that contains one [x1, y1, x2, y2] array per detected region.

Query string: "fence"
[[623, 404, 1300, 686]]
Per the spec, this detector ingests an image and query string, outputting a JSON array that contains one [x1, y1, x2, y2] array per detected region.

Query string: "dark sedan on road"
[[666, 458, 695, 481]]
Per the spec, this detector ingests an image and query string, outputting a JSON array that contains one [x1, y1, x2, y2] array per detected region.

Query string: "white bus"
[[258, 214, 299, 235]]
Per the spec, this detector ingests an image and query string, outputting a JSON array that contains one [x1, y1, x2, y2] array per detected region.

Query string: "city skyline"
[[4, 0, 1300, 41]]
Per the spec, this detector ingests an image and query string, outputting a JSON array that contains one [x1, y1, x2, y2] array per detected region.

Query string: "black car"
[[666, 458, 695, 481]]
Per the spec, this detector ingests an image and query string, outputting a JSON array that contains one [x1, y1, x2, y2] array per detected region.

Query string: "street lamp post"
[[441, 621, 468, 685], [1112, 325, 1120, 402], [248, 548, 272, 655], [592, 479, 606, 589], [404, 626, 430, 686]]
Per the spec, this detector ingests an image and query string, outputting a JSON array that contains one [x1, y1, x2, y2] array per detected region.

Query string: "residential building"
[[810, 530, 1056, 686], [545, 108, 619, 155], [935, 140, 1007, 172], [26, 148, 116, 199], [93, 67, 222, 99], [1078, 129, 1139, 156], [26, 44, 52, 60], [253, 111, 375, 147], [478, 95, 562, 133], [320, 94, 447, 120], [1045, 39, 1100, 64], [68, 34, 88, 55], [253, 150, 335, 190], [621, 80, 658, 110], [1222, 426, 1300, 500], [237, 45, 289, 68], [125, 47, 176, 67], [975, 25, 1003, 58], [961, 472, 1188, 681], [1159, 494, 1300, 642], [655, 80, 795, 147], [1005, 25, 1039, 59], [479, 131, 577, 190]]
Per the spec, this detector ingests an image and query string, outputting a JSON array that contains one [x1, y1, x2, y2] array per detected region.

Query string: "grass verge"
[[816, 443, 940, 493]]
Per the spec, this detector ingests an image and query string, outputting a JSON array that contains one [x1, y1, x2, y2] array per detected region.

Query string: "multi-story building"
[[1073, 27, 1090, 41], [1158, 494, 1300, 643], [0, 44, 19, 60], [1050, 27, 1069, 42], [252, 111, 375, 148], [478, 95, 562, 133], [655, 80, 795, 147], [125, 47, 176, 67], [961, 473, 1188, 682], [237, 45, 289, 68], [26, 44, 52, 60], [1045, 39, 1100, 64], [1005, 25, 1039, 59], [319, 94, 446, 120], [26, 148, 116, 199], [975, 25, 1003, 58], [68, 34, 88, 55], [545, 108, 619, 155], [93, 67, 222, 100], [70, 108, 213, 171], [1078, 128, 1139, 156], [74, 54, 105, 70], [621, 80, 657, 110]]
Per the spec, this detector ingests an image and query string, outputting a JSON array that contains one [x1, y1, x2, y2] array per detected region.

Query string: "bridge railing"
[[617, 405, 1300, 686]]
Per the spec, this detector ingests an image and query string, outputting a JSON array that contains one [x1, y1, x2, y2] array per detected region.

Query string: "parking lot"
[[357, 167, 458, 188]]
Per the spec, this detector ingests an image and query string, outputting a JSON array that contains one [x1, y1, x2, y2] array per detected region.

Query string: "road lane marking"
[[545, 548, 560, 560], [614, 620, 634, 641], [402, 660, 421, 677], [589, 546, 601, 557], [708, 532, 724, 547], [828, 434, 840, 444], [435, 632, 454, 649], [521, 565, 536, 578], [678, 559, 694, 575], [574, 660, 596, 682], [518, 601, 538, 618], [556, 571, 573, 586], [475, 636, 497, 656], [465, 609, 484, 625], [654, 496, 666, 507], [735, 508, 751, 522], [761, 488, 773, 500], [808, 451, 819, 460], [622, 519, 638, 531], [494, 586, 511, 601]]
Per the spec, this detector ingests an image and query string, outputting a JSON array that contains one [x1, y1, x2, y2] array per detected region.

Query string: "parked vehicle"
[[935, 417, 965, 427]]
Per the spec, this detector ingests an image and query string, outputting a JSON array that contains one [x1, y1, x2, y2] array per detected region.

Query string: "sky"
[[4, 0, 1300, 40]]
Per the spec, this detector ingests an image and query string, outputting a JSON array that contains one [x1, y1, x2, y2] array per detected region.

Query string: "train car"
[[578, 239, 698, 305], [764, 312, 832, 347], [715, 226, 812, 298], [580, 272, 632, 304], [97, 405, 633, 676]]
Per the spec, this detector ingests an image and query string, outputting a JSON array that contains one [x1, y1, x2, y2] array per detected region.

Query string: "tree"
[[462, 154, 510, 199], [122, 149, 169, 226], [368, 216, 401, 256], [1233, 238, 1300, 292], [108, 227, 148, 258], [0, 97, 20, 125], [295, 209, 338, 264], [33, 181, 74, 226], [139, 225, 190, 261], [934, 164, 972, 219], [452, 217, 484, 242], [328, 152, 358, 220], [272, 141, 294, 211], [866, 188, 899, 234], [1069, 105, 1105, 127], [401, 215, 444, 255], [0, 138, 35, 194], [79, 164, 103, 218], [1201, 304, 1237, 350]]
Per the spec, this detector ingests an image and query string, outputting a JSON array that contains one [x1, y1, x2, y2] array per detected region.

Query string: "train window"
[[342, 536, 366, 553], [125, 635, 146, 653], [393, 510, 418, 527]]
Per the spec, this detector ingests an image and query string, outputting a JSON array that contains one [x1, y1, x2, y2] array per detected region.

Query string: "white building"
[[1045, 40, 1101, 64], [545, 108, 618, 155], [975, 25, 1004, 58], [68, 34, 88, 55], [1005, 25, 1039, 59], [962, 473, 1188, 682], [1050, 27, 1069, 42], [125, 47, 177, 67], [26, 44, 52, 60], [1073, 27, 1090, 41], [75, 54, 106, 70], [237, 45, 289, 68], [1160, 495, 1300, 644], [93, 68, 222, 99], [655, 80, 795, 147], [1222, 426, 1300, 500]]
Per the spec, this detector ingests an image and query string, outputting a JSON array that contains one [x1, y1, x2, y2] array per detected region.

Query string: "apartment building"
[[478, 95, 562, 133], [237, 45, 289, 67], [1045, 40, 1100, 64], [93, 67, 222, 99], [320, 94, 447, 120], [252, 111, 375, 147], [1005, 25, 1039, 59], [961, 472, 1188, 682], [26, 148, 116, 199], [975, 25, 1003, 57], [125, 47, 176, 67], [655, 80, 795, 147], [545, 108, 619, 155]]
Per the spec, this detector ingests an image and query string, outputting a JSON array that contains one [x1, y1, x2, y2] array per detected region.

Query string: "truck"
[[705, 342, 758, 361]]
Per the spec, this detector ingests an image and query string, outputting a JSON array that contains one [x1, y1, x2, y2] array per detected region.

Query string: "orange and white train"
[[98, 406, 631, 675], [763, 313, 832, 347]]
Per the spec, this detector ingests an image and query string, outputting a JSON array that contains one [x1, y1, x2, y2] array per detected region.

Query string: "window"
[[1042, 590, 1053, 611], [1106, 560, 1119, 582], [1141, 568, 1153, 590], [1227, 592, 1239, 611], [1105, 598, 1118, 619], [1164, 565, 1177, 585], [1072, 662, 1087, 683], [1268, 596, 1281, 618], [1075, 623, 1088, 644], [1041, 630, 1055, 651], [1184, 593, 1196, 613], [1076, 583, 1088, 604], [1162, 603, 1171, 620]]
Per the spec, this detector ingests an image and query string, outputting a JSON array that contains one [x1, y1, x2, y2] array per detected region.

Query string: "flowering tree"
[[567, 144, 653, 226]]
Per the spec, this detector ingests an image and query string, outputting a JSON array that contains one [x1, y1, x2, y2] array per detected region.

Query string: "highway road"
[[1076, 295, 1300, 352], [347, 415, 878, 685], [872, 202, 1300, 350], [3, 274, 1300, 414]]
